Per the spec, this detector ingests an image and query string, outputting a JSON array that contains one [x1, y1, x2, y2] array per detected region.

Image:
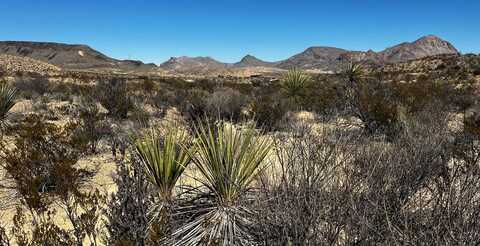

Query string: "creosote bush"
[[96, 78, 133, 119], [13, 77, 51, 99], [0, 114, 103, 245], [76, 97, 111, 154]]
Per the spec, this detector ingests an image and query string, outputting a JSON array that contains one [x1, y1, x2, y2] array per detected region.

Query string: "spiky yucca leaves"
[[135, 127, 193, 240], [343, 62, 366, 84], [135, 128, 192, 202], [280, 68, 311, 106], [172, 121, 272, 246], [0, 82, 17, 128]]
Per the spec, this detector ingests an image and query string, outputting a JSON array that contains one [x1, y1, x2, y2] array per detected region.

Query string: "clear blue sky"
[[1, 0, 479, 64]]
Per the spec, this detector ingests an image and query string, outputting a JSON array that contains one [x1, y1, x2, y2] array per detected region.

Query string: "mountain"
[[0, 35, 460, 75], [339, 35, 459, 65], [233, 55, 276, 67], [282, 35, 459, 71], [377, 35, 459, 63], [276, 47, 348, 71], [159, 56, 229, 74], [0, 41, 156, 70]]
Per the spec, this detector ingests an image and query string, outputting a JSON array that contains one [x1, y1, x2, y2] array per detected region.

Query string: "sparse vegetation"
[[96, 78, 133, 119], [1, 51, 480, 245]]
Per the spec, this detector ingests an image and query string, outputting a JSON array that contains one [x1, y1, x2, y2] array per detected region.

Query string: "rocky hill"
[[276, 46, 348, 71], [0, 54, 61, 76], [234, 55, 276, 67], [0, 41, 156, 71], [340, 35, 459, 65], [159, 56, 228, 75]]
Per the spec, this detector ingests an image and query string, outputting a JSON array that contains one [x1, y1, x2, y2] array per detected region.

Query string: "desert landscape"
[[1, 1, 480, 245]]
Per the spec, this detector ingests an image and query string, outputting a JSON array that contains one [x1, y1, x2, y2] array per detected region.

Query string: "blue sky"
[[1, 1, 479, 64]]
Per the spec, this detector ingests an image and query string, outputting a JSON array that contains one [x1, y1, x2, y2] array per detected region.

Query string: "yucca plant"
[[280, 68, 312, 107], [0, 82, 17, 129], [136, 128, 192, 201], [343, 62, 366, 84], [172, 121, 272, 245], [135, 127, 193, 238]]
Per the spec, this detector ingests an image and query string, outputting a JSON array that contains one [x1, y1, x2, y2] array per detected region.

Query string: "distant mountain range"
[[0, 35, 460, 75]]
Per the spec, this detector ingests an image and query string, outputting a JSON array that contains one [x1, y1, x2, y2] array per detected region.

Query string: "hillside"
[[0, 41, 156, 71]]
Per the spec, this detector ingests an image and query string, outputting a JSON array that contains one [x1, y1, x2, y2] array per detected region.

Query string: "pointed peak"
[[415, 35, 446, 43]]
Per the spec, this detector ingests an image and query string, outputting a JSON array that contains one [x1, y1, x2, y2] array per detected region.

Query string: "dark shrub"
[[253, 124, 352, 245], [180, 88, 210, 122], [13, 77, 51, 99], [0, 114, 104, 246], [205, 87, 248, 121], [76, 98, 111, 154], [344, 77, 403, 136], [105, 155, 154, 245], [250, 85, 288, 131], [96, 78, 133, 119], [130, 104, 151, 129], [301, 77, 341, 115]]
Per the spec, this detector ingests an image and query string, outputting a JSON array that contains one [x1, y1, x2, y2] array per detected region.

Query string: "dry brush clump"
[[0, 114, 104, 245], [252, 124, 354, 245], [96, 78, 133, 120]]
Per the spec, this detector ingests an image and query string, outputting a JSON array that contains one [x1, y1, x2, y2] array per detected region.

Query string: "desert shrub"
[[105, 155, 155, 245], [13, 77, 51, 99], [466, 54, 480, 76], [342, 63, 405, 136], [130, 105, 151, 129], [149, 89, 174, 118], [251, 108, 478, 245], [0, 115, 90, 208], [0, 115, 103, 245], [76, 98, 111, 154], [140, 77, 156, 92], [392, 79, 455, 113], [253, 124, 352, 245], [301, 76, 341, 115], [463, 110, 480, 138], [204, 87, 248, 121], [250, 85, 288, 131], [96, 78, 133, 119], [49, 82, 76, 101], [341, 113, 455, 244], [179, 88, 210, 122]]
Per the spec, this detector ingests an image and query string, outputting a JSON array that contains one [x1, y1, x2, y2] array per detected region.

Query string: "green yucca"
[[280, 68, 311, 105], [135, 128, 192, 202], [173, 121, 272, 245], [0, 83, 17, 128], [343, 62, 366, 83]]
